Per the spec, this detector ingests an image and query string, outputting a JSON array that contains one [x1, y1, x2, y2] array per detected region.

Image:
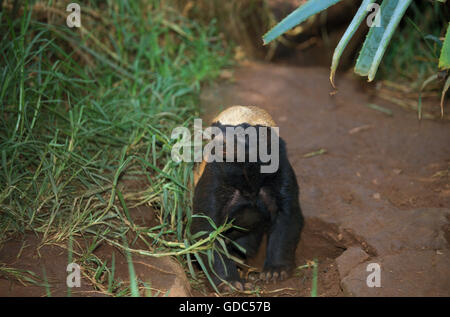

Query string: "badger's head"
[[207, 105, 281, 177]]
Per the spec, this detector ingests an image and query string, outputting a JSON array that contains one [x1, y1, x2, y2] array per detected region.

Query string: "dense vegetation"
[[0, 0, 230, 295]]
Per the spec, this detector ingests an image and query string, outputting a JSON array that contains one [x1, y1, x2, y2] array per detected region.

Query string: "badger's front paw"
[[259, 265, 292, 283], [218, 280, 252, 293]]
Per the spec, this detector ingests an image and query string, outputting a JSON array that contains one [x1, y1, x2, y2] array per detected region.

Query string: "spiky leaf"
[[439, 23, 450, 70], [262, 0, 342, 45], [355, 0, 413, 82], [330, 0, 376, 87]]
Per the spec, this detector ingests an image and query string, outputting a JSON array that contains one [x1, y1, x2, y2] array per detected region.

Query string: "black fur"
[[191, 122, 303, 288]]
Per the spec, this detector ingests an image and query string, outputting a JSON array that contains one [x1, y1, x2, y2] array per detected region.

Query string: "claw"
[[248, 273, 258, 282], [218, 281, 244, 293], [218, 283, 232, 293], [259, 272, 266, 281], [272, 271, 279, 283], [259, 268, 290, 284], [233, 281, 244, 291], [244, 282, 253, 290], [265, 271, 272, 283]]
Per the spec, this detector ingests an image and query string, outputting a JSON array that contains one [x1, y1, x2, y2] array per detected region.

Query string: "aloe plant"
[[439, 23, 450, 117], [439, 22, 450, 70], [263, 0, 447, 85], [353, 0, 412, 82]]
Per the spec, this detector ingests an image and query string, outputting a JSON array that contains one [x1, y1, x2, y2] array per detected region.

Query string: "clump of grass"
[[172, 0, 276, 60], [374, 2, 449, 119], [379, 2, 448, 88], [0, 0, 231, 295], [0, 264, 43, 287]]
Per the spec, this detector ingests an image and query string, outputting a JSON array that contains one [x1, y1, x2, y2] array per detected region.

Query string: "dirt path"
[[200, 61, 450, 296]]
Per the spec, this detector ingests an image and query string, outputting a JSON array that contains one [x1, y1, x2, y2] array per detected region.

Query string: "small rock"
[[336, 246, 369, 279], [219, 70, 233, 80]]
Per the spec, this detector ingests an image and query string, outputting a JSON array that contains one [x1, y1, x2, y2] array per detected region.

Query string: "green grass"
[[378, 2, 448, 88], [310, 259, 318, 297], [0, 0, 231, 296], [295, 260, 319, 297], [0, 264, 42, 287]]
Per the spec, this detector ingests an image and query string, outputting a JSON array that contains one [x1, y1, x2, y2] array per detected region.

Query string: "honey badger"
[[191, 105, 303, 291]]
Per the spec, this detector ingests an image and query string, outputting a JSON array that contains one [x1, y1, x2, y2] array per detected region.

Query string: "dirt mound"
[[244, 218, 352, 297]]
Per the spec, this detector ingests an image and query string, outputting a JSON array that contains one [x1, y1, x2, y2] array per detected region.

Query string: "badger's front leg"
[[191, 169, 245, 291], [261, 163, 303, 283]]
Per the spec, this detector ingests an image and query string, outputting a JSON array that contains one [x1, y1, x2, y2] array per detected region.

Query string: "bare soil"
[[0, 205, 191, 297]]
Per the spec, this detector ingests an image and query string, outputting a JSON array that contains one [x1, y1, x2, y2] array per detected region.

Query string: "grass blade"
[[310, 259, 318, 297], [365, 103, 393, 116], [108, 252, 116, 294], [418, 74, 439, 119], [122, 236, 139, 297]]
